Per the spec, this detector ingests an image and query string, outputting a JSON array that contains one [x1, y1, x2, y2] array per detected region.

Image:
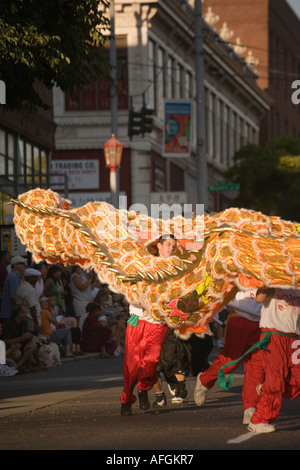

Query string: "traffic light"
[[141, 106, 154, 136], [128, 107, 142, 139]]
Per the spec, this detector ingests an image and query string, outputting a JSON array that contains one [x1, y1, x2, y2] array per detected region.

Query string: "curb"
[[60, 352, 102, 364], [60, 352, 123, 364]]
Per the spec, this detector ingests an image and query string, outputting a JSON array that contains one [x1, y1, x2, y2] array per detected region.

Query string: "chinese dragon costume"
[[11, 188, 300, 339]]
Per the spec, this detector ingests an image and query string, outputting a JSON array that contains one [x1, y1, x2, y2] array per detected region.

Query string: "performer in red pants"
[[120, 235, 176, 416], [194, 289, 263, 425], [121, 305, 168, 413], [248, 287, 300, 434]]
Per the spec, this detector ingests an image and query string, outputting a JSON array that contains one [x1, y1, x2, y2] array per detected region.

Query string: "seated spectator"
[[0, 321, 19, 376], [42, 296, 83, 355], [80, 302, 117, 357], [2, 304, 47, 373], [39, 297, 74, 358]]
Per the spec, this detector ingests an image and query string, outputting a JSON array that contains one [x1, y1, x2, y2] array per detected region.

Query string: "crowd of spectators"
[[0, 251, 129, 376]]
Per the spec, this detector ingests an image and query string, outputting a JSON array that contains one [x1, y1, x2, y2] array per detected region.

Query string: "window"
[[7, 134, 15, 178], [215, 98, 221, 163], [26, 142, 33, 185], [174, 62, 180, 98], [33, 146, 40, 184], [65, 37, 128, 112], [0, 129, 6, 175], [207, 92, 215, 158], [170, 163, 184, 191], [165, 55, 172, 99], [17, 137, 25, 184], [0, 128, 50, 191], [148, 39, 156, 111]]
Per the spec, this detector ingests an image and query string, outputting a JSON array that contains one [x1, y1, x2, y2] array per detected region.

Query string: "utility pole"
[[194, 0, 207, 208], [109, 0, 119, 208]]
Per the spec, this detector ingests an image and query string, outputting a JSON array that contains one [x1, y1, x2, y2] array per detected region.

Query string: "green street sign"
[[208, 181, 240, 192]]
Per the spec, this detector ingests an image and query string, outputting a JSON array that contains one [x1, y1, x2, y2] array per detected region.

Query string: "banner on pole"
[[163, 100, 192, 158]]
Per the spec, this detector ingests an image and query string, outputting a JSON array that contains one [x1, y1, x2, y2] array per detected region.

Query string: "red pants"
[[121, 319, 167, 405], [200, 314, 263, 410], [251, 329, 300, 424]]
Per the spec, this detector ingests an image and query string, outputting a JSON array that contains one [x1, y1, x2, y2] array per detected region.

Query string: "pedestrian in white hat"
[[16, 267, 42, 333]]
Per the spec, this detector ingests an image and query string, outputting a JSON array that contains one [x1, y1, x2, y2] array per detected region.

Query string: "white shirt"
[[227, 289, 261, 322], [259, 288, 300, 335], [129, 304, 164, 325], [16, 281, 41, 325]]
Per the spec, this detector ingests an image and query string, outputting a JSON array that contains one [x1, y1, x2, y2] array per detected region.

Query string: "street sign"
[[208, 181, 240, 192]]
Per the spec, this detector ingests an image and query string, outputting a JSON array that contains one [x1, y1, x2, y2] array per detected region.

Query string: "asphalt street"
[[0, 348, 300, 456]]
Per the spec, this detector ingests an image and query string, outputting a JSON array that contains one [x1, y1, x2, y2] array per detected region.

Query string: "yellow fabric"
[[39, 308, 53, 336]]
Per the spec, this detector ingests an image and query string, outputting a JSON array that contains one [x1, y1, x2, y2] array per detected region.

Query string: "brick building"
[[203, 0, 300, 144], [52, 0, 271, 213]]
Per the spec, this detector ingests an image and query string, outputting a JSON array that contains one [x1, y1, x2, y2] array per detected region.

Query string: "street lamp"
[[103, 134, 124, 207]]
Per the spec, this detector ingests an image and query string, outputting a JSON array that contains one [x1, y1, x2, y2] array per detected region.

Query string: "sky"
[[286, 0, 300, 18]]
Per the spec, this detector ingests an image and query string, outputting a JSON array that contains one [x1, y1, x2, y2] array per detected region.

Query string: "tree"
[[0, 0, 111, 111], [224, 136, 300, 220]]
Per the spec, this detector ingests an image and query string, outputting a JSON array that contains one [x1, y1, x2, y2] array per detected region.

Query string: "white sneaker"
[[171, 395, 188, 404], [0, 364, 18, 377], [172, 380, 188, 404], [243, 407, 256, 425], [248, 422, 275, 433], [194, 373, 208, 406]]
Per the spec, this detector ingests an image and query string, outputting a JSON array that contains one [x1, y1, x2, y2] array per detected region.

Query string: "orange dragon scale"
[[11, 188, 300, 339]]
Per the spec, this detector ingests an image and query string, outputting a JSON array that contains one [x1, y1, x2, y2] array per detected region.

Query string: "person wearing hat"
[[0, 255, 27, 323], [16, 267, 42, 334]]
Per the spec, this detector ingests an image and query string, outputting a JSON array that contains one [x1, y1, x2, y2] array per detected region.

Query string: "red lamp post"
[[103, 134, 124, 207]]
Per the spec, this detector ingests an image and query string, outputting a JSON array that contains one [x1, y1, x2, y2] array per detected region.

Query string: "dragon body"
[[12, 188, 300, 339]]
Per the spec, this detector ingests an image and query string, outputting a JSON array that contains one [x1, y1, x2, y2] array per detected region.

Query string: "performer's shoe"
[[165, 376, 177, 397], [121, 404, 132, 416], [194, 373, 208, 406], [248, 421, 275, 433], [138, 390, 150, 410], [153, 392, 167, 408], [172, 380, 188, 404], [243, 407, 256, 424]]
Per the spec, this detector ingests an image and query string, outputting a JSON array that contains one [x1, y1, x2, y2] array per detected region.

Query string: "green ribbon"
[[217, 331, 271, 391], [127, 314, 139, 327], [217, 329, 299, 391]]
